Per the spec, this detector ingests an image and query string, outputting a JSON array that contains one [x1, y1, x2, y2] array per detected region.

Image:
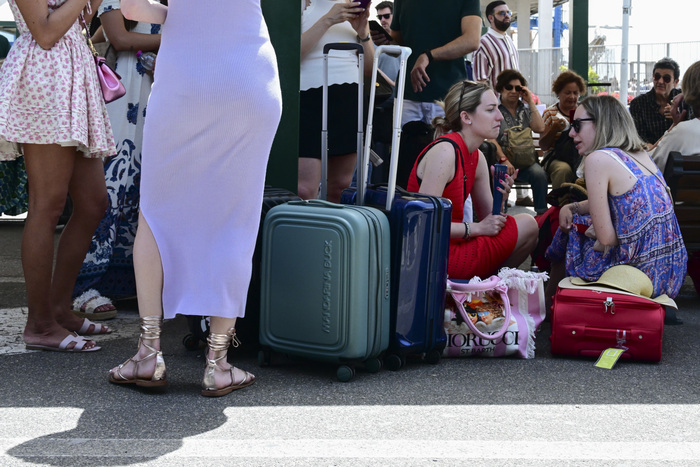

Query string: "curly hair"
[[552, 70, 586, 96]]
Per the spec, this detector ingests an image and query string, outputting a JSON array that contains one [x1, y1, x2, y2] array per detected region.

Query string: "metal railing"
[[517, 41, 700, 107]]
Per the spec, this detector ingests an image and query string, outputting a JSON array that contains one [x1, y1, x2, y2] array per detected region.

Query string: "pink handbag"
[[94, 55, 126, 103], [444, 268, 548, 358], [80, 14, 126, 103]]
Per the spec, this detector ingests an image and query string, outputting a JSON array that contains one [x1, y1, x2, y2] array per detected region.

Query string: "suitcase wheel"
[[257, 348, 271, 367], [336, 365, 355, 382], [424, 349, 441, 365], [384, 353, 405, 371], [364, 357, 382, 374], [182, 333, 200, 351]]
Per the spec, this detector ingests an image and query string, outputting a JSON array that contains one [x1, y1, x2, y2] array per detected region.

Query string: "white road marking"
[[0, 406, 698, 462]]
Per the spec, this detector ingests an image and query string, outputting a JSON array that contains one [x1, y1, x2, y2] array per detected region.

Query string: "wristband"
[[499, 158, 508, 163], [357, 34, 371, 43], [571, 201, 580, 215], [462, 222, 471, 239], [423, 49, 434, 64]]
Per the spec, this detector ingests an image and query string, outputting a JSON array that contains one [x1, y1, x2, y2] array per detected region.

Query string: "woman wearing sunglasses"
[[545, 95, 687, 302], [492, 69, 549, 215], [407, 80, 538, 280]]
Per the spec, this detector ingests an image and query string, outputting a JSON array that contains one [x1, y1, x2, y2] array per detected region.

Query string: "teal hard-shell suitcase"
[[259, 200, 391, 381]]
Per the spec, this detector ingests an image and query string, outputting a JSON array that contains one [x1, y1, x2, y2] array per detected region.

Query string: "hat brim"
[[559, 277, 677, 309]]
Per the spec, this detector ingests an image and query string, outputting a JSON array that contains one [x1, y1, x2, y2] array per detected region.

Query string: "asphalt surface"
[[0, 206, 699, 466]]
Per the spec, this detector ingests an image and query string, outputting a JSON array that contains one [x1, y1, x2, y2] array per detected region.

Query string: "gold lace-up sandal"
[[201, 327, 255, 397], [109, 315, 167, 387]]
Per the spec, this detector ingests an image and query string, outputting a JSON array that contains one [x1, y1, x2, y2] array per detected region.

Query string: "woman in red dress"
[[407, 80, 538, 279]]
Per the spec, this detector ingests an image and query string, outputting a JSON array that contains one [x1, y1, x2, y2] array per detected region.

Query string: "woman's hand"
[[324, 2, 363, 27], [558, 203, 575, 233], [473, 214, 507, 237], [348, 1, 371, 38]]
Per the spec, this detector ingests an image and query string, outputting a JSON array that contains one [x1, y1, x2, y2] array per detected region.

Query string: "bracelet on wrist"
[[463, 222, 471, 239], [357, 34, 370, 43], [423, 49, 434, 64]]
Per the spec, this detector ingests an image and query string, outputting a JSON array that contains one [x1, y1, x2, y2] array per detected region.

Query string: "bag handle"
[[446, 276, 512, 341], [78, 13, 99, 57]]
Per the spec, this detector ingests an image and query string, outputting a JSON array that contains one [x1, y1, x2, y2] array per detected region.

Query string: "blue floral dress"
[[73, 0, 160, 299], [546, 148, 687, 298]]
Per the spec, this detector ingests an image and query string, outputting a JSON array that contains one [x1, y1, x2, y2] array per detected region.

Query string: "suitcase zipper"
[[603, 297, 615, 314]]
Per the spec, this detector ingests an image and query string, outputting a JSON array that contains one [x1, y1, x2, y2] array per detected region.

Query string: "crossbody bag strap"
[[416, 137, 467, 198], [607, 148, 674, 204]]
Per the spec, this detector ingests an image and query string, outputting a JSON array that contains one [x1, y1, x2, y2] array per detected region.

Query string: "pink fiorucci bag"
[[443, 268, 548, 359]]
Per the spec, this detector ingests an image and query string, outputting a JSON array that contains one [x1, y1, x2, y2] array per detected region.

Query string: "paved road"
[[1, 215, 699, 466]]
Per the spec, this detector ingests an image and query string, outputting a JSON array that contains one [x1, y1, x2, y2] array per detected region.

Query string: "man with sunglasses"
[[473, 1, 519, 91], [629, 57, 682, 148]]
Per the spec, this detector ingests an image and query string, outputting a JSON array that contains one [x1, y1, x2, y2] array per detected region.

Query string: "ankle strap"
[[139, 316, 163, 341], [207, 327, 240, 352]]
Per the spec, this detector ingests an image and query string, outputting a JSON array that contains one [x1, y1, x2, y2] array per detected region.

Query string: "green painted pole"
[[569, 0, 589, 81], [262, 0, 300, 193]]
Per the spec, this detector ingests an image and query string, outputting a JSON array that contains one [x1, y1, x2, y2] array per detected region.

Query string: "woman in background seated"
[[539, 70, 586, 189], [545, 95, 687, 300], [407, 81, 538, 279], [651, 59, 700, 174], [492, 69, 548, 215]]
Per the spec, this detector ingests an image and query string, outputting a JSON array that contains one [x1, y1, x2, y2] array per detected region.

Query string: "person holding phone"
[[629, 57, 683, 148], [406, 80, 538, 280], [298, 0, 374, 203], [650, 59, 700, 173]]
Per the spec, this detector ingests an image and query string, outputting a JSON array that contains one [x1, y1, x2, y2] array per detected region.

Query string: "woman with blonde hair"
[[407, 80, 538, 279], [545, 95, 687, 300]]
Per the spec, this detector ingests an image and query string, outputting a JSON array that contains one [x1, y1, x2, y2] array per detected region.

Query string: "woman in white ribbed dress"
[[109, 0, 282, 397]]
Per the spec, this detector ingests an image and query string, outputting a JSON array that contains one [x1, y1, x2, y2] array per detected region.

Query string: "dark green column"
[[262, 1, 300, 193], [569, 0, 589, 80]]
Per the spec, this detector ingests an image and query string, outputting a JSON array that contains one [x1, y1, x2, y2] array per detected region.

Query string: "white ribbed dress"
[[140, 0, 282, 319]]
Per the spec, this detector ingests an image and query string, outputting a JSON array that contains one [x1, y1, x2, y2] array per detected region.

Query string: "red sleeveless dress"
[[407, 132, 518, 279]]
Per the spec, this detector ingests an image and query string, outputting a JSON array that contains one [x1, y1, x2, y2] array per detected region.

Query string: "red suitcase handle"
[[446, 276, 512, 341]]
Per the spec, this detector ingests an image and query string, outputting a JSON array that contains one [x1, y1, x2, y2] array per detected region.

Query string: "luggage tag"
[[594, 330, 628, 370]]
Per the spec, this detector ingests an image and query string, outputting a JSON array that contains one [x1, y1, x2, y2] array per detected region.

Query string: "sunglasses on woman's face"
[[503, 84, 523, 92], [571, 118, 595, 133], [377, 13, 391, 20], [654, 73, 672, 83]]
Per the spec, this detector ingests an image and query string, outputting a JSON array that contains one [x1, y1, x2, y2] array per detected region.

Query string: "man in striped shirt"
[[473, 1, 519, 91]]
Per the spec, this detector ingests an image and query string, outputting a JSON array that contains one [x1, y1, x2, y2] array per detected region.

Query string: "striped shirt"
[[472, 28, 519, 90]]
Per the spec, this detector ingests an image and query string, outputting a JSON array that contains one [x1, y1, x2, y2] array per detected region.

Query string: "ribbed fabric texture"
[[472, 28, 520, 91], [139, 0, 282, 319]]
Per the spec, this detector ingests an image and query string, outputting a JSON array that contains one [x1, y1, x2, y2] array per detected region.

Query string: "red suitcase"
[[550, 279, 665, 362]]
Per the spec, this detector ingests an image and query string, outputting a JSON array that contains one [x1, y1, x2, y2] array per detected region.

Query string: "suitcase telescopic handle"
[[361, 45, 412, 209], [323, 43, 364, 54], [321, 42, 365, 201]]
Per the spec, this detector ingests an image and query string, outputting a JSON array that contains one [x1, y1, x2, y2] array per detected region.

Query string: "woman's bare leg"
[[22, 144, 103, 350], [110, 212, 164, 379], [53, 155, 109, 332]]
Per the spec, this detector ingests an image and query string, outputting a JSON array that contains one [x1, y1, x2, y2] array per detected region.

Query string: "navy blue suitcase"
[[342, 45, 450, 370]]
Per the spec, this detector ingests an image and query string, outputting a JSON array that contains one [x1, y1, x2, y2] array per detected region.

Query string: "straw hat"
[[559, 265, 677, 308]]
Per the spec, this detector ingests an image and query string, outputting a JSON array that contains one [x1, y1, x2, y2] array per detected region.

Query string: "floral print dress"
[[73, 0, 159, 299], [546, 148, 687, 298], [0, 0, 115, 160]]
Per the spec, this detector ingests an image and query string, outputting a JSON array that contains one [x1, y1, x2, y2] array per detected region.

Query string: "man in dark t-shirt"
[[389, 0, 482, 126]]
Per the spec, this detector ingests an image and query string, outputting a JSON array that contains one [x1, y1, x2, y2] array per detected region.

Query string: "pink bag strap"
[[446, 276, 512, 341]]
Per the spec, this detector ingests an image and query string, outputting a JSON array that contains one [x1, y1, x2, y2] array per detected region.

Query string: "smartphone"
[[356, 0, 371, 10], [369, 20, 392, 42], [492, 164, 508, 215]]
